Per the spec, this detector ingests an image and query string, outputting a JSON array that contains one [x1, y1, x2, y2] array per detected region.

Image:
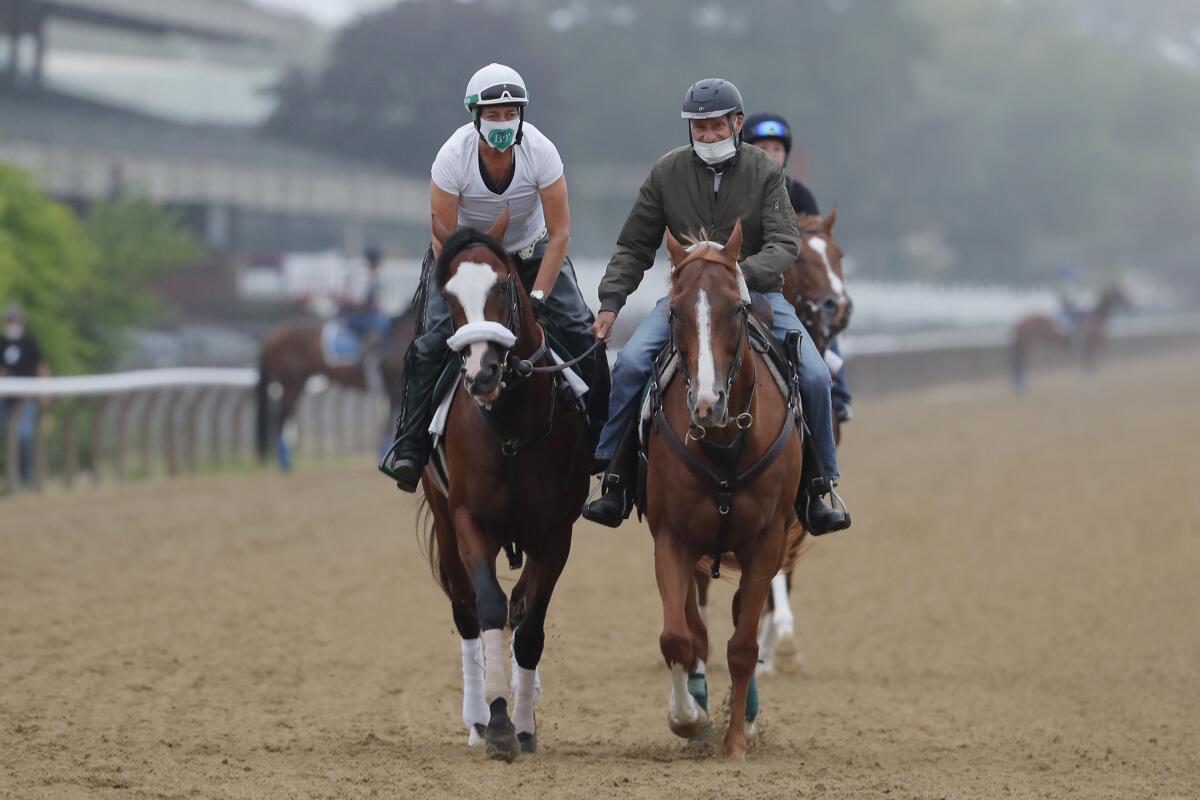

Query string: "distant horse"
[[255, 306, 417, 470], [645, 222, 804, 760], [1012, 284, 1133, 391], [696, 207, 852, 677], [416, 210, 589, 760]]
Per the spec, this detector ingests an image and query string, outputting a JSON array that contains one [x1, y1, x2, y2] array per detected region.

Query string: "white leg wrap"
[[668, 663, 700, 727], [771, 572, 794, 636], [757, 607, 777, 675], [460, 638, 488, 731], [510, 638, 542, 700], [482, 628, 507, 705], [512, 666, 538, 735]]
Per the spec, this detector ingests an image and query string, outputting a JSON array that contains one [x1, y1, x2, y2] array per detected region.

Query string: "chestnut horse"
[[1012, 284, 1132, 391], [417, 211, 589, 761], [696, 207, 852, 676], [255, 309, 416, 469], [646, 222, 803, 760]]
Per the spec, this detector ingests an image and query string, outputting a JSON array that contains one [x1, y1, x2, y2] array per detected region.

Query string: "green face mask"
[[480, 118, 518, 151]]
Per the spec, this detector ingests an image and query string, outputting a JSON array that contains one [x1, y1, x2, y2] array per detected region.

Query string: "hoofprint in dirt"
[[1, 353, 1198, 798]]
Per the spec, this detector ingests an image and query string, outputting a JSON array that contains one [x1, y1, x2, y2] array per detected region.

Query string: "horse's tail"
[[1011, 328, 1028, 393], [255, 353, 272, 461], [416, 489, 452, 597]]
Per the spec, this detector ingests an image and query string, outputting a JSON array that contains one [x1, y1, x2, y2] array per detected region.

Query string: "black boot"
[[582, 421, 637, 528], [379, 348, 443, 492], [796, 426, 851, 535], [799, 476, 851, 535]]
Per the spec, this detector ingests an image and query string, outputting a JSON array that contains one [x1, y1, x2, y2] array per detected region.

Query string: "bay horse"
[[1011, 284, 1132, 391], [255, 307, 416, 469], [417, 210, 589, 761], [647, 222, 804, 760], [696, 207, 852, 677]]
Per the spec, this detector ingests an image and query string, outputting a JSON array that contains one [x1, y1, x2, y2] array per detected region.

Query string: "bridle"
[[445, 272, 598, 458], [669, 301, 754, 437], [797, 227, 853, 348]]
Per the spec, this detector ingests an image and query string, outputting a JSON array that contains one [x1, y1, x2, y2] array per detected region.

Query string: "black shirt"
[[0, 334, 42, 377], [787, 176, 820, 217]]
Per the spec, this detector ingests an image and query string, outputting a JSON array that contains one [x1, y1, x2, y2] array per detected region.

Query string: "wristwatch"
[[530, 289, 546, 301]]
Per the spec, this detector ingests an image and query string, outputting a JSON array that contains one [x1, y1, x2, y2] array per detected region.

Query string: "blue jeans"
[[829, 336, 852, 414], [596, 291, 840, 482], [1, 399, 38, 484]]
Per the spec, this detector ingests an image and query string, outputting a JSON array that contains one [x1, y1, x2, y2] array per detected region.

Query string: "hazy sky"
[[254, 0, 390, 26]]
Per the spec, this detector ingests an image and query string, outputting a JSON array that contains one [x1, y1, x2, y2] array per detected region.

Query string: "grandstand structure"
[[0, 0, 425, 254]]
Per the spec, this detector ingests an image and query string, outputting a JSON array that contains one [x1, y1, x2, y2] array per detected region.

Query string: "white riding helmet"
[[463, 63, 529, 112]]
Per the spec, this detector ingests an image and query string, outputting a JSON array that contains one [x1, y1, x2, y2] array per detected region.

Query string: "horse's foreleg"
[[454, 510, 516, 761], [655, 534, 707, 739], [683, 575, 710, 720], [770, 570, 802, 675], [509, 535, 571, 754], [427, 490, 486, 745], [724, 522, 785, 760]]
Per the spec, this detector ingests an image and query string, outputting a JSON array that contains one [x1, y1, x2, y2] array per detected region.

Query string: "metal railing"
[[0, 369, 387, 493]]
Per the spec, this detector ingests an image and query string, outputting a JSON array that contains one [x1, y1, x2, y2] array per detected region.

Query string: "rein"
[[653, 305, 795, 578]]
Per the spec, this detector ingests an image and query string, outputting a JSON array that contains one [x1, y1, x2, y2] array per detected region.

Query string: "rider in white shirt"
[[382, 63, 607, 491]]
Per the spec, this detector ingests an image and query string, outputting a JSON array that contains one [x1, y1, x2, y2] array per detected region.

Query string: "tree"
[[0, 164, 97, 373]]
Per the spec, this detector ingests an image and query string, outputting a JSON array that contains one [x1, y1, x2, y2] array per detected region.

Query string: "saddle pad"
[[321, 320, 362, 367]]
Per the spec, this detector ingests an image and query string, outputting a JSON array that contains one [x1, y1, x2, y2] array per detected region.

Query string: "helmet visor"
[[470, 83, 529, 107], [747, 119, 789, 140], [681, 106, 738, 120]]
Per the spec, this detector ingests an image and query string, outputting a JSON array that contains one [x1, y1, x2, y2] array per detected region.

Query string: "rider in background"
[[342, 246, 390, 376], [0, 303, 48, 485], [1055, 262, 1089, 336], [583, 79, 850, 535], [743, 112, 853, 423], [381, 63, 605, 492]]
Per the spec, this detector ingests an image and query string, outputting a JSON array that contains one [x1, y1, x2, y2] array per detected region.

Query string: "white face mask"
[[479, 118, 519, 151], [692, 134, 737, 166], [5, 323, 23, 340]]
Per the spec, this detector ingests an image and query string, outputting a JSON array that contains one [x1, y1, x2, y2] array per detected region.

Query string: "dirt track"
[[2, 354, 1199, 799]]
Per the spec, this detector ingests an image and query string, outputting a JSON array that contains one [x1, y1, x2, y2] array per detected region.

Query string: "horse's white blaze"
[[807, 236, 845, 296], [445, 261, 499, 379], [461, 637, 488, 743], [482, 628, 508, 704], [770, 572, 795, 637], [667, 663, 701, 726], [695, 289, 719, 413]]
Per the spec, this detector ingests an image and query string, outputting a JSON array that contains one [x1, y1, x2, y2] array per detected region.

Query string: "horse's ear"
[[488, 207, 511, 243], [824, 204, 838, 232], [727, 219, 744, 261], [665, 228, 687, 267]]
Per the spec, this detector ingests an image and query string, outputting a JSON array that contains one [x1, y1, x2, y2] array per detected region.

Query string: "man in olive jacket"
[[583, 78, 850, 535]]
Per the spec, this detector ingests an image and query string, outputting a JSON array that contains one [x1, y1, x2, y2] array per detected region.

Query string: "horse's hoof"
[[722, 738, 749, 761], [517, 732, 537, 754], [774, 631, 801, 674], [485, 699, 519, 762], [467, 723, 486, 747], [668, 708, 709, 740]]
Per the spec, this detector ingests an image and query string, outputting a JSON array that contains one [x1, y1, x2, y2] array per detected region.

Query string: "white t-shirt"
[[431, 121, 564, 252]]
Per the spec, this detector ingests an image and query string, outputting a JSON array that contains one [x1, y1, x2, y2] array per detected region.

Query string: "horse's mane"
[[435, 227, 511, 288]]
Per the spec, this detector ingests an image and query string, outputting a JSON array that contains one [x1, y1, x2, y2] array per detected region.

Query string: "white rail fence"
[[0, 369, 387, 493], [2, 314, 1198, 494]]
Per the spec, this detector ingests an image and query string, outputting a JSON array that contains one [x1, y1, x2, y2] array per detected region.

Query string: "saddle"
[[631, 298, 806, 528]]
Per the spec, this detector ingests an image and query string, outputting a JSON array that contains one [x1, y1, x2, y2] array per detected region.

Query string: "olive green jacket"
[[597, 144, 803, 314]]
